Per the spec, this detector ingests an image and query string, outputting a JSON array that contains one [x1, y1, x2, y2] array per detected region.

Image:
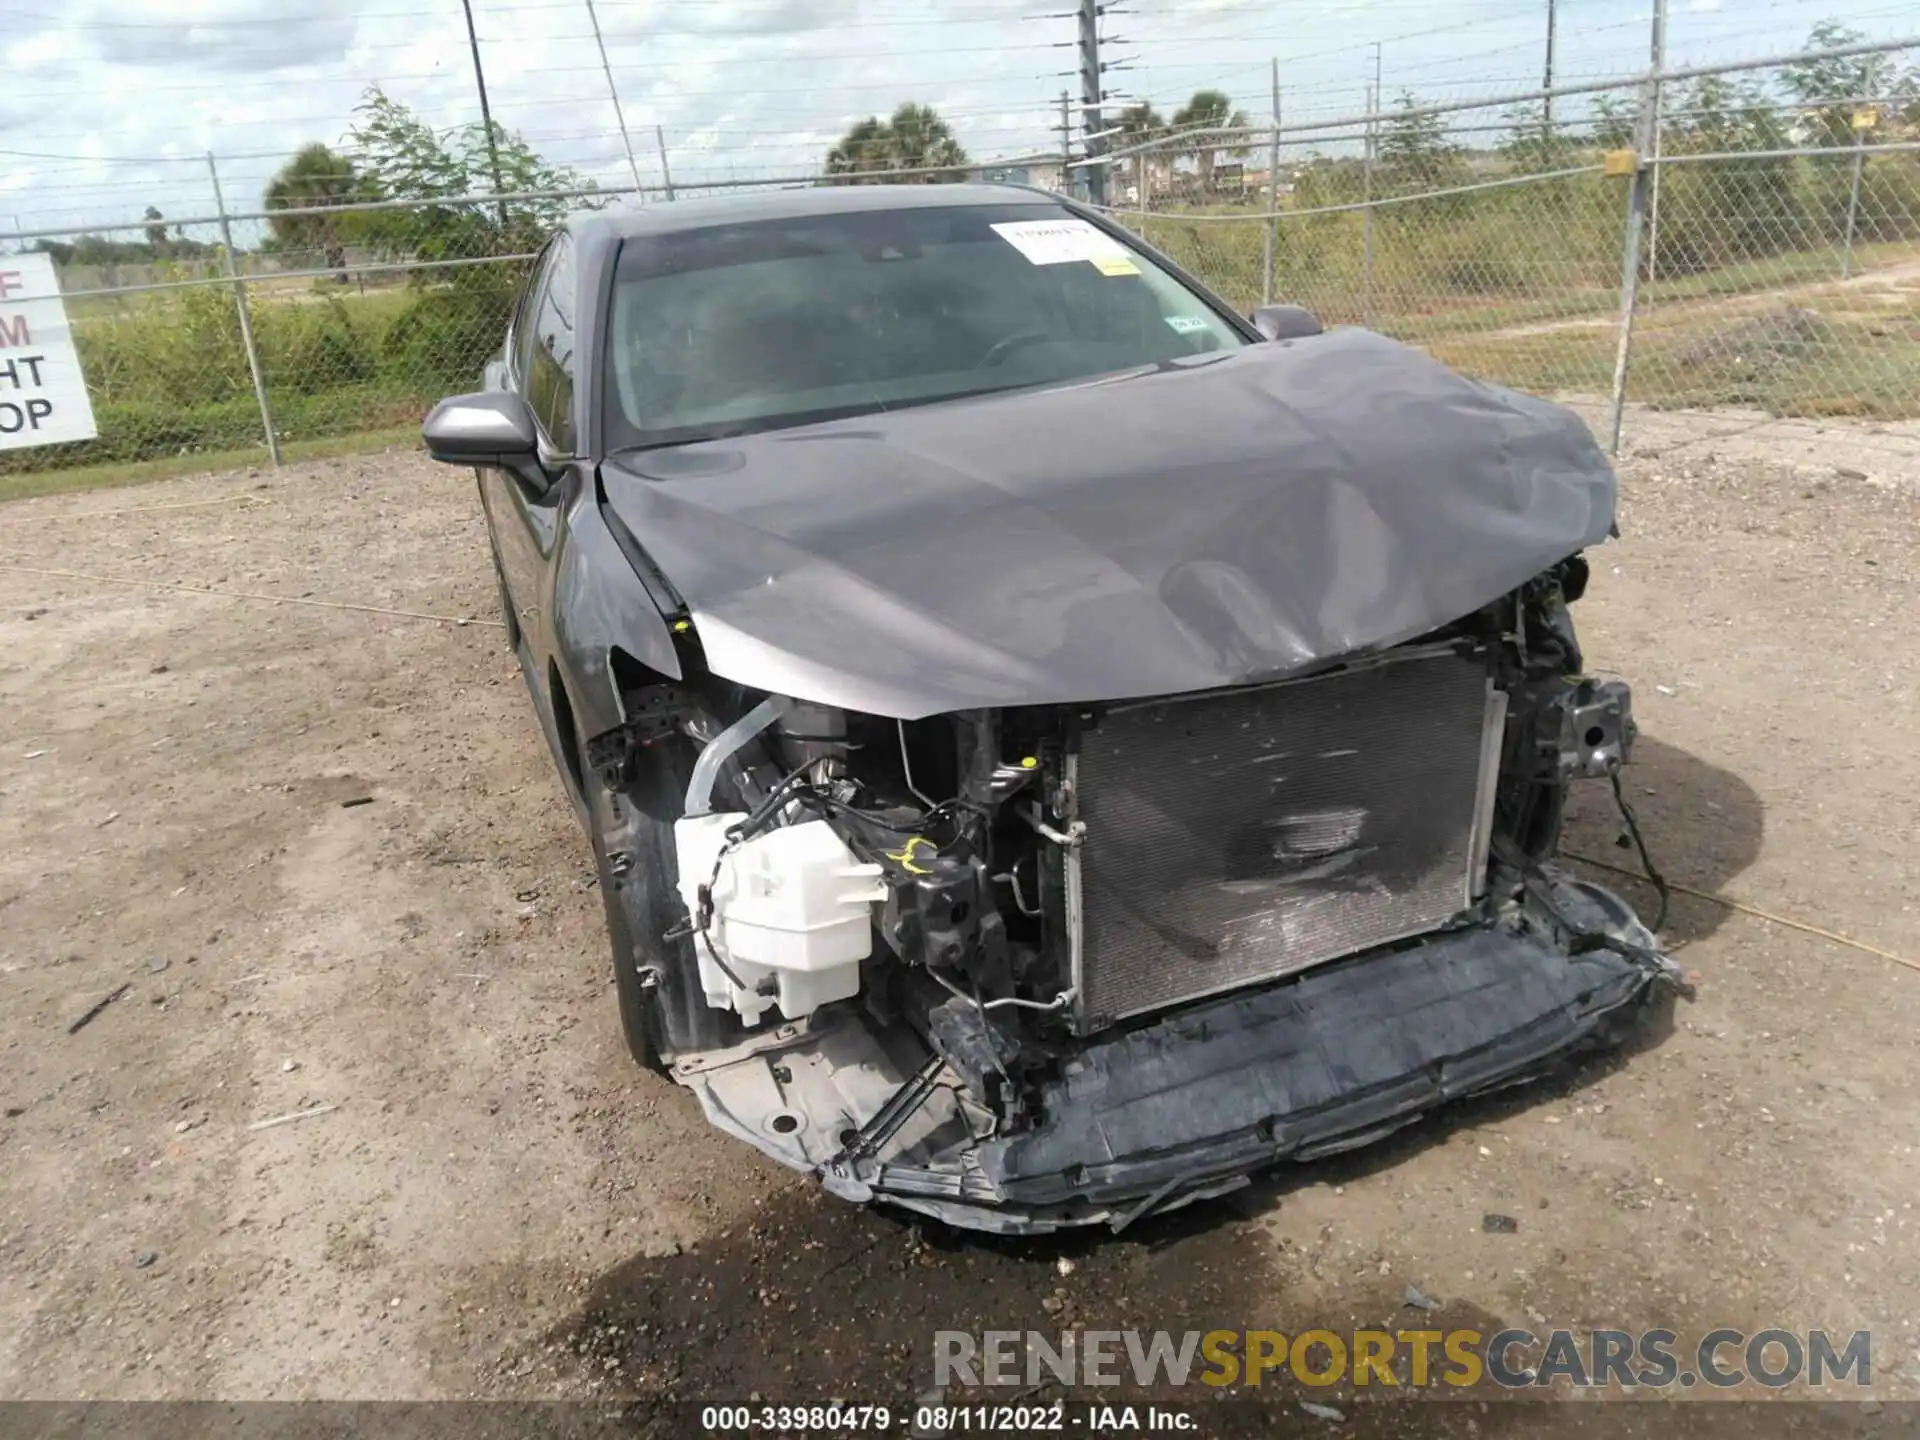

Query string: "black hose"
[[1609, 770, 1671, 932]]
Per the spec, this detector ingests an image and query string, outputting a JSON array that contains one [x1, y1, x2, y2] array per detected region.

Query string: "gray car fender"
[[551, 485, 683, 748]]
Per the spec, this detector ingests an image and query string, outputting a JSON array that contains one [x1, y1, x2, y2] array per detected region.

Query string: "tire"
[[489, 543, 521, 652], [586, 737, 738, 1072]]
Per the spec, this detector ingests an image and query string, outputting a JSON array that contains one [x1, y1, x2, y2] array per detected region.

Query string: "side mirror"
[[423, 391, 539, 468], [1250, 304, 1324, 341]]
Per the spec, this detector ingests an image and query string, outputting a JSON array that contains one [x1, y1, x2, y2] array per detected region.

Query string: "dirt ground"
[[1, 410, 1917, 1433]]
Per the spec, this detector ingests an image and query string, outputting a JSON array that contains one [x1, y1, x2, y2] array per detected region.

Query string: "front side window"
[[521, 235, 578, 452], [603, 203, 1246, 451], [509, 241, 556, 383]]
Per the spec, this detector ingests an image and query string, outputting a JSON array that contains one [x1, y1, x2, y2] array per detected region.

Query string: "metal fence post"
[[1841, 122, 1866, 278], [1605, 0, 1665, 457], [1645, 58, 1665, 286], [208, 153, 281, 469], [1263, 62, 1281, 304], [1362, 79, 1377, 327]]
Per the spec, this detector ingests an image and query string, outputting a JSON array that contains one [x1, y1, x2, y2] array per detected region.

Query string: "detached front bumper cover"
[[677, 871, 1680, 1235]]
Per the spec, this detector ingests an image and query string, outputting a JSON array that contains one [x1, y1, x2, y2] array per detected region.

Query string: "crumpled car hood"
[[600, 328, 1616, 719]]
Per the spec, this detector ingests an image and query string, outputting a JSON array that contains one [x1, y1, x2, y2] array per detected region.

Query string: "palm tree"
[[826, 117, 891, 182], [824, 104, 969, 184], [1171, 89, 1250, 195], [1113, 102, 1166, 204], [142, 206, 169, 257], [264, 143, 363, 276], [887, 103, 969, 181]]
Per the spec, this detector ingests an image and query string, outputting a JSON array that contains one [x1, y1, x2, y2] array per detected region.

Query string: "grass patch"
[[1630, 308, 1920, 418], [10, 158, 1920, 499], [1125, 161, 1920, 422], [1421, 299, 1920, 421], [6, 265, 522, 483], [0, 426, 423, 505]]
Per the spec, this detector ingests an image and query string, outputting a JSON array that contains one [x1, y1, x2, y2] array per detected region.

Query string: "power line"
[[0, 148, 211, 163], [10, 6, 1906, 111], [9, 36, 1074, 76], [9, 1, 1048, 26], [4, 48, 1069, 102], [6, 0, 1915, 228]]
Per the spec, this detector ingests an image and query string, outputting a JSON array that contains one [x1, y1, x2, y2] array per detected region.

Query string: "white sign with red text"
[[0, 253, 98, 449]]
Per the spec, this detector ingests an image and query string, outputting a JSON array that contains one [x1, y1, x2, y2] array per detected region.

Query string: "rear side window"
[[522, 235, 578, 452]]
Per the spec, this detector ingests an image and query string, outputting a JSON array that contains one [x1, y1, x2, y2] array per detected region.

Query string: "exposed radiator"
[[1072, 649, 1501, 1029]]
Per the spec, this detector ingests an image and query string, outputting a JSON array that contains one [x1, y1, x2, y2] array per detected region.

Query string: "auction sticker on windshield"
[[0, 253, 98, 450], [992, 219, 1135, 269]]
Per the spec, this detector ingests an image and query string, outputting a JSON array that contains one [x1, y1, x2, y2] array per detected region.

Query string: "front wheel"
[[488, 540, 520, 652]]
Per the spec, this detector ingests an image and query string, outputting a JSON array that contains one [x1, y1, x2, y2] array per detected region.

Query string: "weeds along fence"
[[2, 161, 957, 480], [4, 33, 1917, 481], [1103, 35, 1920, 448], [4, 183, 559, 478]]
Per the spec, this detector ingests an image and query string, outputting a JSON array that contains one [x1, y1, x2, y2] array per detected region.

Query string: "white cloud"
[[0, 0, 1861, 236]]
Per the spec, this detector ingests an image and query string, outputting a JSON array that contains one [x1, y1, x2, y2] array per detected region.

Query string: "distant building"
[[1122, 154, 1176, 206], [966, 156, 1066, 192]]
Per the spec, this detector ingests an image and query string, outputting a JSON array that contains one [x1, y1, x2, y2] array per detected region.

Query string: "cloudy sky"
[[4, 0, 1913, 236]]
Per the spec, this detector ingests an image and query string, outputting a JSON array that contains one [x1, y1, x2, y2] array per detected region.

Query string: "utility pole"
[[582, 0, 644, 196], [655, 126, 676, 200], [459, 0, 511, 225], [1077, 0, 1106, 205], [1058, 90, 1074, 198], [1543, 0, 1558, 127]]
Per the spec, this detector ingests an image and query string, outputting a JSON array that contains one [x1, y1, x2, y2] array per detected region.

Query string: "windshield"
[[603, 201, 1247, 450]]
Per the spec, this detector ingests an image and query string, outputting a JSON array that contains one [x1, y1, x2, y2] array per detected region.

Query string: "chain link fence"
[[4, 35, 1916, 484], [3, 186, 562, 479], [1103, 37, 1920, 448]]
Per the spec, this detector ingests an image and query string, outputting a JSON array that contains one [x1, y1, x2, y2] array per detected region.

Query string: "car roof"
[[568, 183, 1057, 252]]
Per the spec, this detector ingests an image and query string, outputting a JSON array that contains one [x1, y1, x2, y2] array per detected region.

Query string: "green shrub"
[[377, 272, 519, 394], [72, 286, 253, 408], [258, 296, 378, 394], [1650, 157, 1801, 274], [1855, 155, 1920, 246]]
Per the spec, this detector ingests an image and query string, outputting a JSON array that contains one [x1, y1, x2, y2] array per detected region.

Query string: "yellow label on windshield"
[[1093, 255, 1141, 276]]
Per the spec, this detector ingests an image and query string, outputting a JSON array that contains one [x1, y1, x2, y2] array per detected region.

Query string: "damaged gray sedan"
[[423, 185, 1683, 1234]]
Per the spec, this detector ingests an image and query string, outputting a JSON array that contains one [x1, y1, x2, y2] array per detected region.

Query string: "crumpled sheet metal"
[[604, 328, 1616, 719]]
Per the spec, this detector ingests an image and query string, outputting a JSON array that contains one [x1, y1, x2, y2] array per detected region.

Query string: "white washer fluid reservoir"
[[673, 814, 887, 1026]]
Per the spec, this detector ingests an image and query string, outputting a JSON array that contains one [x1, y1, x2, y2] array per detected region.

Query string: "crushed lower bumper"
[[672, 875, 1679, 1235]]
